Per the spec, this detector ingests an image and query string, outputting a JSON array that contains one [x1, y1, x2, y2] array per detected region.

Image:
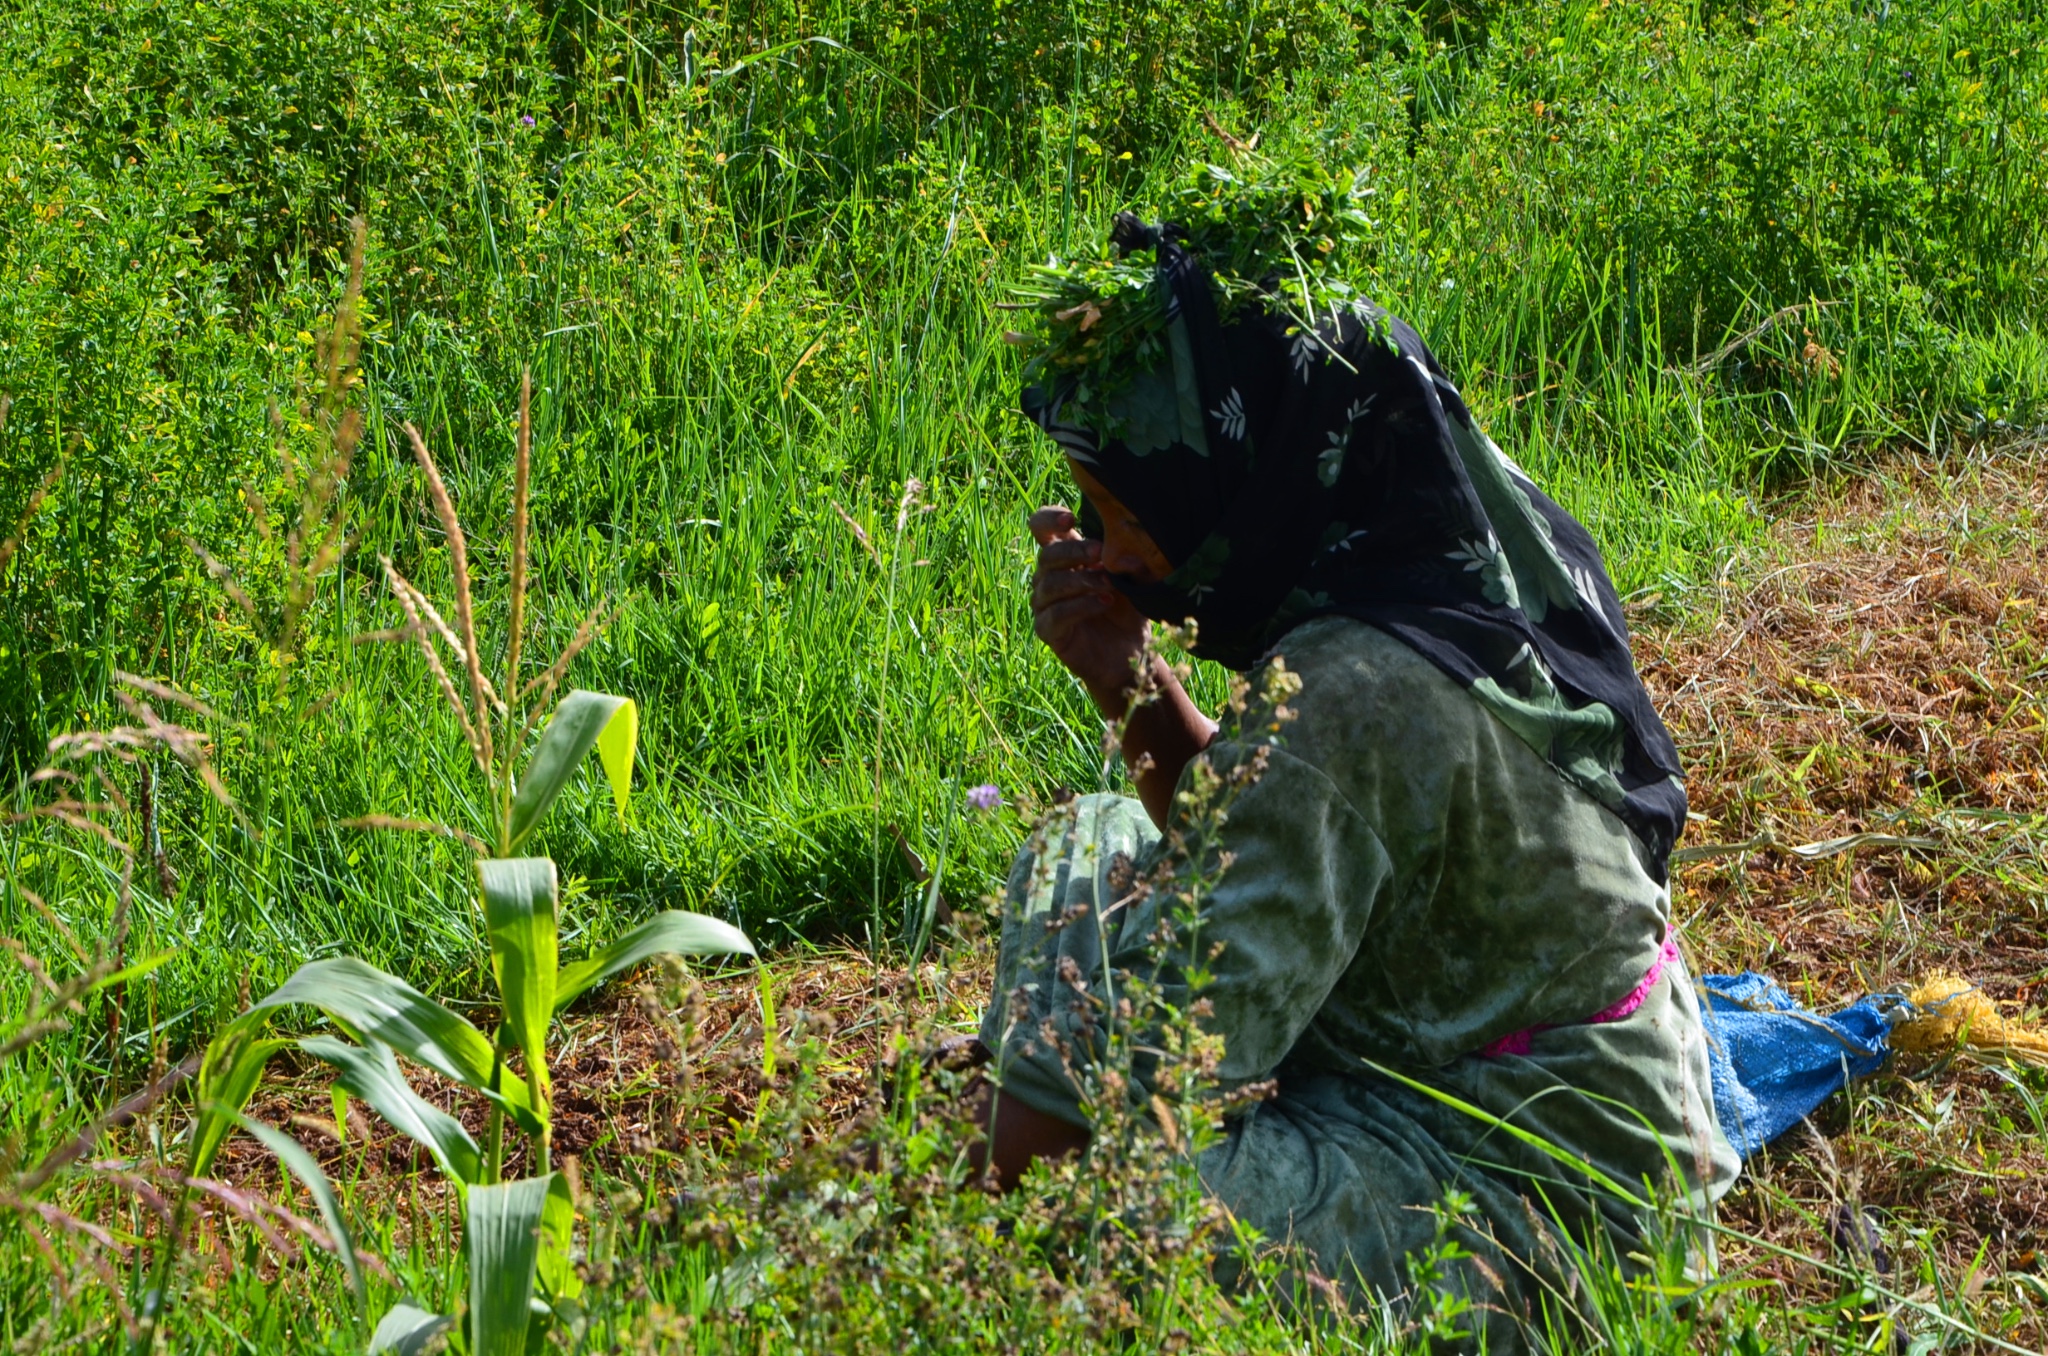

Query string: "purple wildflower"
[[520, 115, 537, 128], [965, 783, 1002, 811]]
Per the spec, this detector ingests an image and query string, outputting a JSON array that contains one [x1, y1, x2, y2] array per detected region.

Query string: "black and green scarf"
[[1022, 213, 1688, 879]]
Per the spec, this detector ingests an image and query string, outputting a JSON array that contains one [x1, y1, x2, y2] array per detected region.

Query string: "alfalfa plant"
[[190, 375, 755, 1354]]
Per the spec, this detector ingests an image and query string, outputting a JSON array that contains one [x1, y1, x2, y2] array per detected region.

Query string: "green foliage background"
[[1, 0, 2044, 1060]]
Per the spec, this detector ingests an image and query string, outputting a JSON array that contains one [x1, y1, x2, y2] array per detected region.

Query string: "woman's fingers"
[[1031, 571, 1140, 635], [1032, 568, 1112, 614], [1034, 537, 1101, 575], [1032, 594, 1120, 646], [1031, 515, 1108, 618], [1031, 539, 1114, 618], [1027, 500, 1146, 694], [1028, 504, 1080, 546]]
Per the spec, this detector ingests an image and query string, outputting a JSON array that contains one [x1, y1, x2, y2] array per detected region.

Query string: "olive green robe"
[[978, 617, 1738, 1348]]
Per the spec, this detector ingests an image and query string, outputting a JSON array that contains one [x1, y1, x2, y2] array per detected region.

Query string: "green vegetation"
[[1008, 150, 1389, 422], [181, 381, 755, 1350], [2, 0, 2045, 1349]]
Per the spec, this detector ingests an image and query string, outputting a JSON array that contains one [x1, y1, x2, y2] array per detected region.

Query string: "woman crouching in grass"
[[962, 191, 1739, 1347]]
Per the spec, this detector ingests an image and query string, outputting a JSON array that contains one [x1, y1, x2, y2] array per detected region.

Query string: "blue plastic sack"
[[1698, 972, 1906, 1157]]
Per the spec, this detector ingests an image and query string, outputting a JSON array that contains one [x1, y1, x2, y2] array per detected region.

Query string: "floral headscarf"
[[1022, 214, 1688, 879]]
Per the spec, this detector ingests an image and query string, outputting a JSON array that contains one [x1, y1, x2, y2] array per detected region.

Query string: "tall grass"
[[0, 0, 2043, 1164]]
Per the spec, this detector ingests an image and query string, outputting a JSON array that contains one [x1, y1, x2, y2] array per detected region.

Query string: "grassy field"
[[3, 0, 2047, 1349]]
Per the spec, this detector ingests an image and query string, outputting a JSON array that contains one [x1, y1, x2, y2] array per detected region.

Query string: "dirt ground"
[[1639, 451, 2048, 1342]]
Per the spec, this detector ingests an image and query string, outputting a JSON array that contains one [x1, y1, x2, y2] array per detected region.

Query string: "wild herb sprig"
[[1010, 150, 1381, 419]]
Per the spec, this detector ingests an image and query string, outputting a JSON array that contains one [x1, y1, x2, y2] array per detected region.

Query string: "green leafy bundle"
[[1009, 150, 1381, 417]]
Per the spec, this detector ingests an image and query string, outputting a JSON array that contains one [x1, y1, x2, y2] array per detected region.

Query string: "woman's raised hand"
[[1028, 504, 1149, 705], [1027, 499, 1217, 828]]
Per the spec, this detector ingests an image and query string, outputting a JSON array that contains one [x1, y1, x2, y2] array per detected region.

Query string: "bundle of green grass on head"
[[1007, 147, 1383, 432]]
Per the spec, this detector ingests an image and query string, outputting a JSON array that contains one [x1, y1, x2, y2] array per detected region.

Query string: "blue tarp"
[[1698, 972, 1908, 1157]]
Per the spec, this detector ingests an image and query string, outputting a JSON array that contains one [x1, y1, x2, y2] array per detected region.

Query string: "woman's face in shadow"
[[1067, 457, 1173, 584]]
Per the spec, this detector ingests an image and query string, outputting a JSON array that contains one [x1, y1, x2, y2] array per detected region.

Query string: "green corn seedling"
[[191, 377, 754, 1354]]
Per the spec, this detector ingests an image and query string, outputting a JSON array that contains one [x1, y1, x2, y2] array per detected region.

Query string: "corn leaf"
[[508, 690, 635, 850], [535, 1171, 581, 1303], [301, 1035, 482, 1186], [554, 910, 756, 1013], [593, 697, 637, 821], [254, 957, 541, 1135], [232, 1113, 364, 1311], [466, 1174, 553, 1356], [477, 858, 557, 1107], [368, 1302, 453, 1355], [190, 1020, 290, 1176]]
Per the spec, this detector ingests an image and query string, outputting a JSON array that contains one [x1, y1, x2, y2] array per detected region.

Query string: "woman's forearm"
[[1086, 655, 1218, 830]]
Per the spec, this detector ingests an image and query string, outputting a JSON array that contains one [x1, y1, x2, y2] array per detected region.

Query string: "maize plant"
[[190, 378, 753, 1354]]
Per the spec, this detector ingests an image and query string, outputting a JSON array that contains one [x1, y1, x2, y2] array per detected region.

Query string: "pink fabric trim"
[[1476, 935, 1680, 1060], [1479, 1028, 1537, 1059], [1588, 934, 1681, 1025]]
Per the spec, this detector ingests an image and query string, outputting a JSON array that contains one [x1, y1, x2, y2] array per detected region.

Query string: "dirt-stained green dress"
[[978, 616, 1738, 1348]]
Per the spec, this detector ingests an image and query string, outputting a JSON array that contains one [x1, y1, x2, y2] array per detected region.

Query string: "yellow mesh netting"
[[1890, 973, 2048, 1069]]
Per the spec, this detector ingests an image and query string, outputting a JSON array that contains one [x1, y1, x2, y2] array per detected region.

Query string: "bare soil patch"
[[1646, 455, 2048, 1000], [214, 951, 991, 1199], [1640, 450, 2048, 1342]]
